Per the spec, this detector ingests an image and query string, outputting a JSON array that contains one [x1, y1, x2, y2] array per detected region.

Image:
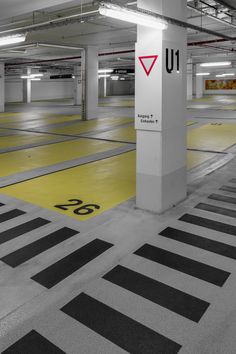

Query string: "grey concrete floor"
[[0, 96, 236, 353]]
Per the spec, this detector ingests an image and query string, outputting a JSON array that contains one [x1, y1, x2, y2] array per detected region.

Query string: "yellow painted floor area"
[[218, 105, 236, 110], [50, 117, 133, 135], [187, 123, 236, 152], [0, 138, 124, 178], [0, 114, 81, 128], [0, 133, 62, 149], [0, 149, 217, 220], [93, 125, 136, 143], [1, 151, 136, 221], [92, 121, 196, 143], [100, 100, 134, 107], [187, 150, 216, 170]]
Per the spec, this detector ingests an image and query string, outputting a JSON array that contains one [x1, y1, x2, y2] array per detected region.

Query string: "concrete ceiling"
[[0, 0, 235, 74]]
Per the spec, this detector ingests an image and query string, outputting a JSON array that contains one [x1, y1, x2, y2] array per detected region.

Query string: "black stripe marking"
[[230, 179, 236, 184], [61, 293, 181, 354], [160, 227, 236, 260], [31, 239, 113, 288], [1, 227, 79, 268], [134, 244, 230, 287], [0, 202, 4, 206], [103, 265, 209, 322], [209, 194, 236, 205], [2, 330, 65, 354], [0, 218, 50, 245], [220, 185, 236, 194], [195, 203, 236, 219], [179, 214, 236, 236], [0, 209, 26, 223]]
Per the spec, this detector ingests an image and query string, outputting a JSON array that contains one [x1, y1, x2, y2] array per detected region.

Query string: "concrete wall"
[[5, 79, 74, 102], [6, 78, 135, 102]]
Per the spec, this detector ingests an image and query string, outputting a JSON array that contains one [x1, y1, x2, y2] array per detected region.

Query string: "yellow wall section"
[[187, 123, 236, 151], [0, 139, 124, 178], [1, 151, 136, 221]]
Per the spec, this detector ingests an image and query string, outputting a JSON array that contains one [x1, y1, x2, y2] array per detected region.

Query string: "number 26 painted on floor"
[[54, 199, 100, 216]]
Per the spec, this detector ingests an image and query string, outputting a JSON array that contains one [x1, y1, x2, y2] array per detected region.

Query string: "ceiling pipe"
[[187, 4, 236, 28], [0, 8, 99, 37], [188, 37, 236, 46], [0, 3, 233, 42], [214, 0, 236, 11], [5, 48, 135, 66]]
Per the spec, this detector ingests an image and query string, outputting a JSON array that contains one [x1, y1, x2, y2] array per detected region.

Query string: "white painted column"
[[187, 58, 193, 100], [85, 46, 98, 119], [135, 0, 187, 213], [0, 63, 5, 112], [196, 64, 204, 98], [74, 65, 82, 106], [23, 67, 31, 103]]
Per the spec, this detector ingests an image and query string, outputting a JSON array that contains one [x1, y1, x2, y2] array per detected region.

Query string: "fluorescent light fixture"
[[120, 78, 125, 80], [21, 74, 43, 80], [111, 75, 119, 80], [200, 61, 231, 67], [222, 73, 235, 77], [99, 74, 111, 78], [196, 72, 210, 76], [0, 34, 26, 46], [31, 78, 41, 81], [31, 74, 43, 78], [98, 69, 113, 73], [99, 2, 168, 30]]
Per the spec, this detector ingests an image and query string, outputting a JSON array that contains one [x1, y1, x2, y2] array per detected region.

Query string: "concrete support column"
[[23, 67, 31, 104], [196, 64, 204, 98], [187, 58, 193, 100], [84, 46, 98, 119], [0, 63, 5, 112], [135, 0, 187, 213], [74, 65, 82, 106]]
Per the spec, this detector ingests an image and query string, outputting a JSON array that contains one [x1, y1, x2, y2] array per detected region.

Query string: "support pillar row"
[[135, 0, 187, 213]]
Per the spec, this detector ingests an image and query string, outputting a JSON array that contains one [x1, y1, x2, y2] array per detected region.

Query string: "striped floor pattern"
[[2, 177, 236, 353]]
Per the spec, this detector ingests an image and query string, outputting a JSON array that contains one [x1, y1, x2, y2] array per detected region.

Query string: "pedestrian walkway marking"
[[0, 138, 124, 178], [0, 218, 50, 245], [1, 227, 79, 268], [0, 209, 25, 223], [61, 292, 182, 354], [209, 194, 236, 205], [160, 227, 236, 260], [195, 203, 236, 219], [220, 185, 236, 194], [179, 214, 236, 236], [31, 239, 113, 288], [2, 330, 65, 354], [103, 265, 209, 322], [134, 244, 230, 287]]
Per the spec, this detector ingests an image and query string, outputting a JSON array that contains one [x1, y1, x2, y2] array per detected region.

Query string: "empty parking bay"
[[1, 151, 136, 220], [187, 123, 236, 151], [0, 138, 124, 178]]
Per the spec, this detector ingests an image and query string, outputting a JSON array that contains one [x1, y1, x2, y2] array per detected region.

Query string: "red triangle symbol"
[[138, 55, 158, 76]]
